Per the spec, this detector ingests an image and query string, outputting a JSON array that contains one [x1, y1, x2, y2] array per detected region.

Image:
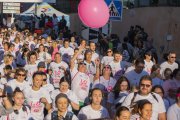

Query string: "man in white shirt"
[[122, 75, 166, 120], [89, 42, 99, 62], [23, 72, 52, 120], [160, 51, 178, 77], [125, 58, 148, 86], [59, 39, 74, 57], [109, 51, 131, 79]]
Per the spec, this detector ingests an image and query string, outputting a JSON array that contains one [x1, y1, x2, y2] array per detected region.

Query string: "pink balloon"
[[78, 0, 110, 28]]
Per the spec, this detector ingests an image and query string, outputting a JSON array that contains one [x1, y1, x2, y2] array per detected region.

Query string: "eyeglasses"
[[43, 79, 47, 81], [107, 51, 112, 53], [17, 73, 26, 77], [170, 56, 176, 58], [140, 83, 151, 88]]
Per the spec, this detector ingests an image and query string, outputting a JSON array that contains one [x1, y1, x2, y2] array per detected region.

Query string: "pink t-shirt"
[[51, 47, 59, 61]]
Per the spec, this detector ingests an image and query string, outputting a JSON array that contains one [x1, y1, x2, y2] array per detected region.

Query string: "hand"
[[59, 66, 66, 71], [40, 97, 48, 105], [95, 58, 100, 67], [79, 45, 85, 51]]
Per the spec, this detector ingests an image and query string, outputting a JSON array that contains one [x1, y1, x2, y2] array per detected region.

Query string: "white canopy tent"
[[21, 2, 68, 17], [20, 2, 70, 26]]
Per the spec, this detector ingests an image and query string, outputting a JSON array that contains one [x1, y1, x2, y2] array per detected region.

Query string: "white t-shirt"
[[124, 70, 148, 86], [125, 65, 135, 73], [160, 61, 178, 77], [0, 63, 6, 76], [71, 67, 91, 102], [70, 42, 78, 49], [101, 56, 114, 65], [109, 61, 122, 76], [50, 89, 79, 111], [24, 64, 38, 85], [42, 83, 54, 93], [78, 105, 109, 120], [38, 52, 51, 62], [7, 79, 30, 92], [109, 60, 130, 76], [0, 106, 32, 120], [144, 60, 154, 75], [23, 87, 52, 120], [91, 52, 99, 62], [59, 47, 74, 56], [49, 61, 68, 88], [93, 76, 116, 92], [122, 92, 166, 120], [167, 103, 180, 120]]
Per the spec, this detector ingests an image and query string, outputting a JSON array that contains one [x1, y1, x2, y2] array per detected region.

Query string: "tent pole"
[[0, 2, 3, 26], [35, 3, 37, 15]]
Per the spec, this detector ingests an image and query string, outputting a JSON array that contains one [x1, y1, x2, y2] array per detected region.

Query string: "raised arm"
[[70, 46, 84, 70]]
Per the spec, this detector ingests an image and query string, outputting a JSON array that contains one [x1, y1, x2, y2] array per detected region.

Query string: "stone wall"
[[69, 7, 180, 60]]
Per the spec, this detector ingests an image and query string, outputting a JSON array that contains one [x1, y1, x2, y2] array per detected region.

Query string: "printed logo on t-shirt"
[[30, 100, 43, 113], [79, 79, 88, 90]]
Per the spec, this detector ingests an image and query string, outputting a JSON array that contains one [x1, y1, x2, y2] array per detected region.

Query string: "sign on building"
[[105, 0, 123, 21], [0, 0, 56, 3], [3, 2, 20, 13]]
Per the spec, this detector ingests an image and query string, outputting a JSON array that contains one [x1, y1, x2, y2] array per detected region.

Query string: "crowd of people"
[[0, 15, 180, 120]]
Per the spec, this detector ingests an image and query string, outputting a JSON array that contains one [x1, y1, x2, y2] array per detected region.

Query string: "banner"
[[105, 0, 123, 21]]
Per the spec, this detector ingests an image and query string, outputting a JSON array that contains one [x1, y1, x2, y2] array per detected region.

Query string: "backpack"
[[51, 111, 73, 120]]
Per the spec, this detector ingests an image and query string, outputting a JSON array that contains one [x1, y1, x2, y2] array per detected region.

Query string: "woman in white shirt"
[[1, 87, 32, 120], [93, 64, 116, 108], [45, 93, 78, 120], [131, 99, 152, 120], [38, 44, 51, 63], [143, 51, 154, 75], [7, 67, 30, 92], [78, 88, 109, 120], [50, 77, 79, 111], [167, 88, 180, 120], [101, 48, 114, 70], [24, 51, 38, 85]]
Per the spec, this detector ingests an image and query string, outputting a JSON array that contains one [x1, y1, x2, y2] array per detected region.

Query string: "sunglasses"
[[17, 73, 26, 77], [170, 57, 176, 58], [107, 51, 112, 53], [43, 79, 47, 81], [79, 62, 86, 65], [140, 83, 151, 88], [104, 66, 110, 69], [14, 110, 19, 114]]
